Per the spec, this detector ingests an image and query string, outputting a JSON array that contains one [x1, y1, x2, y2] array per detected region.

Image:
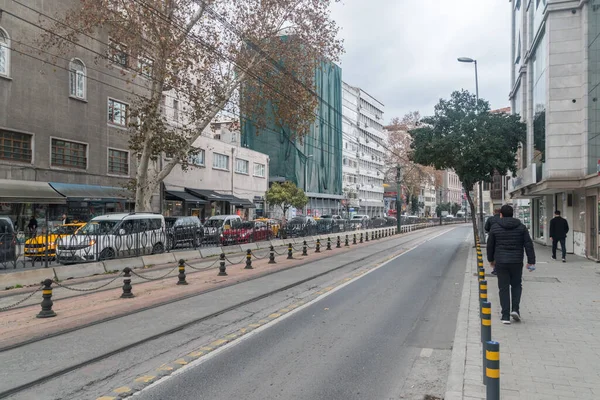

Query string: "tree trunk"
[[134, 179, 155, 212], [464, 190, 479, 246]]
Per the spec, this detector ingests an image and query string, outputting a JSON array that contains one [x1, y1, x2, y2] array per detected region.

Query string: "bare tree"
[[39, 0, 343, 210]]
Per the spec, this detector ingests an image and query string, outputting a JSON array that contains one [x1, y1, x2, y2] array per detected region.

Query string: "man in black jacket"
[[484, 209, 501, 275], [487, 205, 536, 324], [549, 210, 569, 262]]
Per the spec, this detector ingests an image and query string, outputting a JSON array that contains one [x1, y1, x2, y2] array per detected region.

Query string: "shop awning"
[[185, 188, 231, 201], [49, 182, 132, 202], [165, 189, 207, 204], [0, 179, 66, 204], [221, 195, 256, 208]]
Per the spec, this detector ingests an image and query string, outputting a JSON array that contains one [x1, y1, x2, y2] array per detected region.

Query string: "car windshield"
[[53, 225, 80, 235], [204, 219, 224, 228], [352, 216, 363, 220], [289, 217, 305, 223], [78, 221, 119, 235]]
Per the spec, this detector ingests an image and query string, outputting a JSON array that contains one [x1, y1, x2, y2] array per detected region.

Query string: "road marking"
[[96, 397, 116, 400], [174, 359, 188, 365], [113, 386, 131, 394], [156, 365, 173, 372], [200, 346, 213, 351], [188, 351, 204, 358], [239, 328, 247, 333], [420, 348, 433, 358], [134, 376, 155, 383], [210, 339, 228, 347], [132, 230, 450, 397], [279, 308, 290, 313], [226, 334, 238, 339], [268, 313, 281, 319]]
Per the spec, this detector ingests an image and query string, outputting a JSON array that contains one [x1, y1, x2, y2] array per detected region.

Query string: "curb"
[[444, 237, 475, 400]]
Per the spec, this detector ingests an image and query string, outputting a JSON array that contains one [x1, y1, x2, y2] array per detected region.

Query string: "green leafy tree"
[[410, 196, 420, 215], [451, 203, 461, 216], [409, 90, 526, 243], [265, 182, 308, 220], [436, 202, 451, 217]]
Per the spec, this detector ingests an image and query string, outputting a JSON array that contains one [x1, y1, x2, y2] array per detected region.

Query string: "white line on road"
[[132, 227, 458, 397]]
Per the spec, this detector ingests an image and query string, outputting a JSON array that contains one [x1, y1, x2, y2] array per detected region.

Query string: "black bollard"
[[315, 239, 321, 253], [479, 280, 488, 313], [366, 231, 370, 242], [302, 241, 308, 256], [218, 253, 227, 276], [121, 267, 134, 298], [371, 231, 375, 241], [268, 245, 276, 264], [353, 234, 357, 245], [336, 235, 341, 248], [360, 233, 363, 243], [245, 249, 253, 269], [344, 235, 349, 247], [327, 237, 332, 251], [36, 278, 57, 318], [478, 267, 485, 281], [481, 301, 492, 384], [486, 341, 500, 399], [287, 243, 293, 259], [177, 259, 188, 285]]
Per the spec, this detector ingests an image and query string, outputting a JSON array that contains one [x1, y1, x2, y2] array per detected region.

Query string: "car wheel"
[[99, 248, 115, 261], [152, 243, 165, 254]]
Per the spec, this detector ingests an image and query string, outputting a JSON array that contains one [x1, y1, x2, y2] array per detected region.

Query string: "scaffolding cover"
[[241, 61, 343, 197]]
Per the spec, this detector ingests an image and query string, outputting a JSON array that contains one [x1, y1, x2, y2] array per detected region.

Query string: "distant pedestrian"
[[549, 210, 569, 263], [487, 205, 536, 324], [27, 215, 38, 236], [485, 209, 502, 275], [61, 214, 70, 225]]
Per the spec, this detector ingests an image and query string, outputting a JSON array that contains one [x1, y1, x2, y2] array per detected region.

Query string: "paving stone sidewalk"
[[447, 243, 600, 400]]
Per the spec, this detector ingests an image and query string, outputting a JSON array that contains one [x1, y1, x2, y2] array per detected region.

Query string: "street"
[[136, 226, 469, 400]]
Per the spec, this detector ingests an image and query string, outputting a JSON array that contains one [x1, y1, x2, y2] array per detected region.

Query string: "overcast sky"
[[331, 0, 511, 123]]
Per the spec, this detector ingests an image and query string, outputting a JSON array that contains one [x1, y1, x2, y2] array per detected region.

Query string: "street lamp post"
[[458, 56, 485, 244]]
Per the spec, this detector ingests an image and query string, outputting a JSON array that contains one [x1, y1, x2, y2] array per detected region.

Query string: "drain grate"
[[523, 276, 560, 283]]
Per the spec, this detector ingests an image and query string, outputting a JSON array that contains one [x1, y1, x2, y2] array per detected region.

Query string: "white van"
[[203, 215, 242, 234], [56, 213, 166, 263]]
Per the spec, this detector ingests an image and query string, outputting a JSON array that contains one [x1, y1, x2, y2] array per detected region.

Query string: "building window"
[[213, 153, 229, 170], [0, 130, 32, 163], [69, 58, 86, 99], [173, 99, 179, 122], [235, 158, 249, 174], [108, 39, 128, 67], [138, 56, 153, 78], [108, 148, 129, 175], [254, 163, 266, 177], [188, 149, 205, 166], [0, 28, 10, 77], [108, 98, 129, 126], [51, 138, 87, 169]]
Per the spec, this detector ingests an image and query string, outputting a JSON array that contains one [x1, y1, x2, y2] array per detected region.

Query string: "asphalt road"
[[138, 226, 470, 400]]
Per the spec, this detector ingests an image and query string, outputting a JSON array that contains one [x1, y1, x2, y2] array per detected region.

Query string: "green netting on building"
[[241, 61, 343, 197]]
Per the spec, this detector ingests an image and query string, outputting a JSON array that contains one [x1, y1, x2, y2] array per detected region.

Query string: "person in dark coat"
[[487, 204, 536, 324], [484, 209, 501, 275], [27, 216, 38, 236], [549, 210, 569, 262]]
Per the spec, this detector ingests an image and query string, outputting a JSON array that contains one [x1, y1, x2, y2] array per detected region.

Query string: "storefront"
[[185, 188, 233, 218], [49, 182, 133, 223], [164, 188, 208, 219], [253, 196, 265, 218]]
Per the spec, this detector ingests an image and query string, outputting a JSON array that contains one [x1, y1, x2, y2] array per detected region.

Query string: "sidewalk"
[[446, 243, 600, 400]]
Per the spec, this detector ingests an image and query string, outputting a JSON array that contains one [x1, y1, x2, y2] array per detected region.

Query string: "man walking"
[[487, 205, 536, 324], [549, 210, 569, 262]]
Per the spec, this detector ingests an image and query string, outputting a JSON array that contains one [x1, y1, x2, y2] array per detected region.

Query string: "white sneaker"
[[510, 311, 521, 322], [501, 319, 511, 325]]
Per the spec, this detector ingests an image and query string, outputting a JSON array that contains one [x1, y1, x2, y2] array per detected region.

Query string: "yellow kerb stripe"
[[482, 307, 491, 314], [486, 350, 500, 361], [486, 368, 500, 378], [480, 293, 487, 299]]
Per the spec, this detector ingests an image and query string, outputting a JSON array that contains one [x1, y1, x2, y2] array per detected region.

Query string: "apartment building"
[[341, 82, 387, 218], [508, 0, 599, 258]]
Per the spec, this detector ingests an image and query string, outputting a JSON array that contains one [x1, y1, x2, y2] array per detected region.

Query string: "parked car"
[[165, 216, 203, 249], [0, 216, 17, 264], [203, 215, 243, 244], [320, 215, 346, 232], [350, 215, 370, 230], [255, 218, 281, 238], [285, 216, 318, 237], [370, 217, 387, 228], [221, 221, 272, 245], [24, 222, 85, 259], [385, 217, 397, 227], [56, 213, 166, 263]]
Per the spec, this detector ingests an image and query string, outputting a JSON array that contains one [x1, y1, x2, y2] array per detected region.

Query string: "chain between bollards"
[[486, 341, 500, 400], [177, 259, 188, 285], [287, 243, 294, 259], [245, 249, 253, 269], [36, 278, 56, 318], [121, 267, 134, 298], [315, 239, 321, 253], [218, 253, 227, 276], [269, 245, 276, 264], [481, 301, 492, 385], [326, 237, 332, 251], [336, 235, 341, 248]]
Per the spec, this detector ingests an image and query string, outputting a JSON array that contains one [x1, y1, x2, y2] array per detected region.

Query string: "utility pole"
[[396, 164, 402, 232]]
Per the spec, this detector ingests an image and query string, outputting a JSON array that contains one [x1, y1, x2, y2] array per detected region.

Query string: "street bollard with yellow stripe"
[[36, 278, 56, 318], [481, 301, 492, 383], [478, 267, 485, 281], [486, 341, 500, 399], [245, 249, 253, 269], [177, 259, 188, 285], [479, 279, 488, 304], [287, 243, 294, 259]]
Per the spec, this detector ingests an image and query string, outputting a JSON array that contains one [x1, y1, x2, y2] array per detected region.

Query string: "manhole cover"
[[523, 276, 560, 283]]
